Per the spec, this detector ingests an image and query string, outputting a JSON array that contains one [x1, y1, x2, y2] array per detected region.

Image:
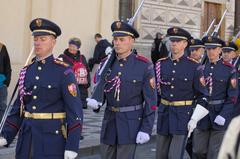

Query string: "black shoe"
[[83, 106, 88, 109]]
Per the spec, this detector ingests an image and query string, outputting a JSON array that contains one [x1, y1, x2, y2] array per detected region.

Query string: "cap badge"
[[208, 36, 212, 42], [225, 41, 229, 46], [173, 27, 178, 34], [36, 19, 42, 27], [191, 39, 195, 44], [116, 21, 122, 29]]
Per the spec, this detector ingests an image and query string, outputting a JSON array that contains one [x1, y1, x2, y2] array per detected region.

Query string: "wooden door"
[[202, 2, 225, 38]]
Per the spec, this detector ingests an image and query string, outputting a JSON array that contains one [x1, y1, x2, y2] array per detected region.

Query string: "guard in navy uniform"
[[222, 41, 240, 117], [222, 41, 239, 65], [186, 38, 205, 157], [155, 27, 208, 159], [0, 18, 83, 159], [188, 36, 238, 159], [189, 39, 205, 62], [87, 21, 157, 159]]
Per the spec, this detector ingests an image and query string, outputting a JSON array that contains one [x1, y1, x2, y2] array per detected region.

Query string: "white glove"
[[187, 119, 197, 138], [214, 115, 225, 126], [105, 46, 112, 55], [86, 98, 99, 110], [136, 131, 150, 144], [0, 137, 7, 146], [64, 150, 78, 159], [187, 104, 209, 138]]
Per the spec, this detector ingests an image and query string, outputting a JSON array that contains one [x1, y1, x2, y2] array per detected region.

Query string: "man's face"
[[222, 52, 232, 62], [95, 37, 101, 43], [207, 47, 222, 62], [68, 44, 78, 54], [113, 36, 134, 55], [34, 35, 56, 57], [222, 50, 237, 62], [170, 39, 188, 55], [190, 47, 205, 61]]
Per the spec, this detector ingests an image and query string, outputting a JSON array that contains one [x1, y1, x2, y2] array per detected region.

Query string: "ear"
[[129, 36, 135, 43], [218, 47, 222, 54], [51, 37, 56, 46], [183, 40, 188, 48]]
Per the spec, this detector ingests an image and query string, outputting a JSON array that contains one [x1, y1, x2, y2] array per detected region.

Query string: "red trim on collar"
[[136, 55, 149, 63]]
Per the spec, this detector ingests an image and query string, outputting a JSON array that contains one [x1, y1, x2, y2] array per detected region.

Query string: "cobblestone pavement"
[[78, 139, 190, 159], [0, 107, 158, 158], [78, 141, 157, 159]]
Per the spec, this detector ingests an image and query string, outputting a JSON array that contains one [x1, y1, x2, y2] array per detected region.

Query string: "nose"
[[34, 39, 40, 46]]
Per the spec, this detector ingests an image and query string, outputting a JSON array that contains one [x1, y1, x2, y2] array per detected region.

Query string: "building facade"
[[0, 0, 236, 93]]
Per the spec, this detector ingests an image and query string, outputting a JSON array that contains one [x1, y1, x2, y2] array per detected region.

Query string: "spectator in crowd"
[[0, 42, 11, 121]]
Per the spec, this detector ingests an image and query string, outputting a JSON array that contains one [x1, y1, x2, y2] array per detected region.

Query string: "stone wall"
[[135, 0, 235, 57]]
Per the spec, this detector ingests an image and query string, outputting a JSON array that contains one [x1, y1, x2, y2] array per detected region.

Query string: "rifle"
[[90, 0, 145, 106], [202, 18, 216, 38], [200, 18, 216, 64], [232, 30, 240, 42], [211, 9, 227, 37], [128, 0, 145, 26], [201, 10, 228, 64], [0, 47, 34, 134]]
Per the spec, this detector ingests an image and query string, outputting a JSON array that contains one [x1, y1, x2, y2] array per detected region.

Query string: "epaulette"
[[136, 55, 150, 63], [187, 57, 199, 63], [54, 59, 69, 67], [157, 57, 168, 62], [23, 60, 34, 69], [222, 61, 234, 68]]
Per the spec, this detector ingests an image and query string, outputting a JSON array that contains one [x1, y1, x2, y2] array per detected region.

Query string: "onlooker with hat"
[[0, 18, 83, 159], [59, 37, 90, 110], [188, 36, 238, 159], [87, 20, 157, 159], [0, 42, 11, 121], [189, 38, 205, 63], [155, 27, 208, 159], [151, 32, 168, 65]]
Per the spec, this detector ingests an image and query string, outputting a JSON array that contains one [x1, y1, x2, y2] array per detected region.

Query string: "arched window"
[[119, 0, 135, 21]]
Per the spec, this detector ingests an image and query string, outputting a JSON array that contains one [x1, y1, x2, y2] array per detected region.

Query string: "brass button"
[[172, 70, 176, 73], [171, 86, 174, 89], [133, 80, 136, 83], [171, 78, 174, 81], [120, 64, 123, 67], [209, 73, 212, 76], [41, 59, 46, 64], [76, 117, 81, 120], [211, 66, 214, 69], [184, 78, 188, 81], [55, 130, 59, 134], [118, 72, 122, 76], [170, 94, 174, 97], [35, 76, 39, 80], [38, 66, 42, 71], [33, 96, 37, 100], [32, 106, 36, 110], [33, 85, 37, 90], [173, 63, 177, 66], [48, 85, 52, 89]]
